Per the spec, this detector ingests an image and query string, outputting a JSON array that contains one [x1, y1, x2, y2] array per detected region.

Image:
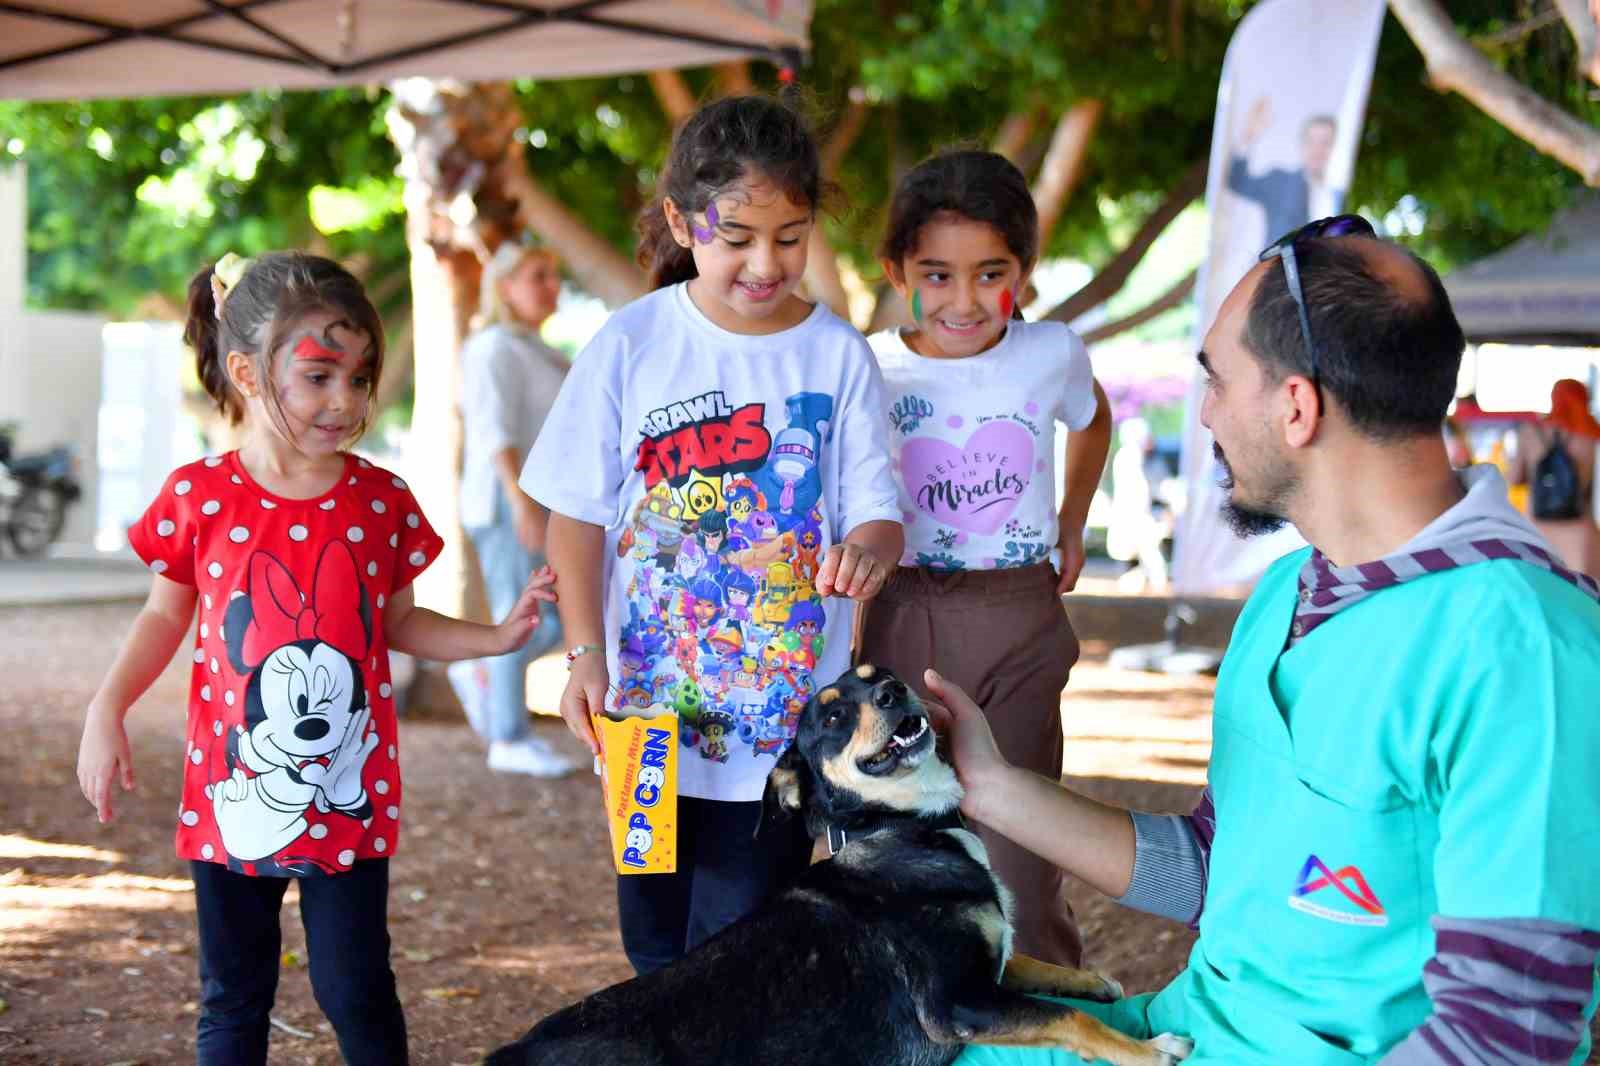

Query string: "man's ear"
[[756, 742, 809, 839], [1282, 374, 1322, 449], [663, 197, 693, 250]]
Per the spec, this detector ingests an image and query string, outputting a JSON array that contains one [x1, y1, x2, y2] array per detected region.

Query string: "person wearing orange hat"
[[1512, 378, 1600, 574]]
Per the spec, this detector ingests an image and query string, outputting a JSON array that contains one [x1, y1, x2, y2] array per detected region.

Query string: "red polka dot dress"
[[126, 452, 441, 878]]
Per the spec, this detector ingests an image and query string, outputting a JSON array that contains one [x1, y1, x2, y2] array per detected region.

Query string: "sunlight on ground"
[[0, 834, 126, 863]]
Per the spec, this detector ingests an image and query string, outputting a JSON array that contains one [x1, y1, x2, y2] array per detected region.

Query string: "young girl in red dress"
[[75, 251, 556, 1066]]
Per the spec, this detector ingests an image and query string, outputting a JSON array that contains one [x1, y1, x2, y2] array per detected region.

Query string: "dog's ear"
[[756, 742, 809, 839]]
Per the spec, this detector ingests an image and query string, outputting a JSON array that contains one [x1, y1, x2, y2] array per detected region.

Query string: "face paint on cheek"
[[910, 289, 922, 323], [691, 202, 721, 245], [998, 289, 1014, 318], [293, 335, 345, 362]]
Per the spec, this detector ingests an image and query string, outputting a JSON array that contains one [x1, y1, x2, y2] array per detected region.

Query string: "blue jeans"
[[465, 488, 563, 743], [191, 859, 406, 1065]]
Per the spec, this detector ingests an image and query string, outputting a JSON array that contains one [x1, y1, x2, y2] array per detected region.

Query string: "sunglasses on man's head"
[[1257, 214, 1377, 397]]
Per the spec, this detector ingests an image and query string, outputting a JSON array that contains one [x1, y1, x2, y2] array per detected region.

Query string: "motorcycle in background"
[[0, 424, 83, 556]]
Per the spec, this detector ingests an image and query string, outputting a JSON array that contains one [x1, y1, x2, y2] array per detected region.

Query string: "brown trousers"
[[857, 562, 1084, 967]]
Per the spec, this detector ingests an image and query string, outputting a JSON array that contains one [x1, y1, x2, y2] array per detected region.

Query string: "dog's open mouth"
[[859, 713, 932, 776]]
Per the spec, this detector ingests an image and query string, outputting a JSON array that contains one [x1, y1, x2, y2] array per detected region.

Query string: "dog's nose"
[[874, 679, 907, 708], [294, 718, 330, 741]]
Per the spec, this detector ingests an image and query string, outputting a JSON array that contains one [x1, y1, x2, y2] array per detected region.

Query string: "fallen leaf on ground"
[[422, 986, 481, 1001]]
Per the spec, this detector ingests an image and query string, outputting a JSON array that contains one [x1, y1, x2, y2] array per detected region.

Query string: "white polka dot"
[[376, 594, 385, 609], [181, 809, 199, 827], [370, 499, 387, 514], [379, 683, 392, 698], [190, 748, 204, 765], [371, 657, 378, 670], [374, 837, 387, 853], [309, 823, 329, 839], [358, 458, 371, 469], [374, 779, 390, 795], [204, 784, 214, 800], [387, 744, 397, 759], [260, 499, 276, 509], [186, 741, 193, 756], [338, 849, 356, 866], [236, 724, 245, 734], [174, 480, 192, 496], [289, 525, 308, 541], [347, 526, 365, 543], [201, 843, 215, 859], [200, 685, 212, 701], [213, 719, 222, 736], [388, 533, 398, 548], [367, 561, 378, 577], [157, 519, 176, 537], [150, 560, 169, 575], [193, 649, 205, 664], [405, 514, 419, 529], [386, 805, 399, 819], [229, 526, 249, 543], [230, 474, 242, 485], [229, 589, 244, 600], [218, 625, 226, 641], [209, 657, 219, 674], [319, 500, 335, 511], [408, 551, 426, 567], [201, 500, 220, 516], [362, 817, 372, 828], [391, 477, 407, 489], [224, 690, 236, 706], [207, 561, 223, 579], [348, 476, 356, 486], [200, 623, 209, 639], [204, 594, 213, 610], [204, 457, 222, 468]]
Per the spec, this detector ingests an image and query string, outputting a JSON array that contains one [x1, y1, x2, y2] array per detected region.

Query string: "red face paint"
[[292, 334, 344, 362], [999, 289, 1014, 318]]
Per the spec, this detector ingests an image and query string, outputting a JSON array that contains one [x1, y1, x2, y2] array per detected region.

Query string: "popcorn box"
[[591, 711, 678, 875]]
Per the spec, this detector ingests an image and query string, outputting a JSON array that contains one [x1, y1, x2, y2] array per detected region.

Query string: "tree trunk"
[[713, 61, 753, 96], [1389, 0, 1600, 185], [1032, 100, 1104, 248], [1043, 158, 1206, 324], [991, 105, 1044, 163], [806, 89, 871, 321], [649, 69, 697, 125]]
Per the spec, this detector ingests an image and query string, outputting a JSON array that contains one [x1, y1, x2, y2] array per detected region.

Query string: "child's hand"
[[494, 565, 558, 654], [77, 706, 135, 824], [559, 653, 606, 757], [1056, 522, 1087, 594], [817, 542, 888, 601]]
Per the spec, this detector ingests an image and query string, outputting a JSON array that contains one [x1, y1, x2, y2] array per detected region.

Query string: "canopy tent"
[[1443, 192, 1600, 346], [0, 0, 808, 101]]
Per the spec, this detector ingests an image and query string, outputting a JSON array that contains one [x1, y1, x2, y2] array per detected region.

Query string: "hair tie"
[[210, 252, 253, 320]]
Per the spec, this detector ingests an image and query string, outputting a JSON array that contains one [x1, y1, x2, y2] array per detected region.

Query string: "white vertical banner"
[[1172, 0, 1387, 596]]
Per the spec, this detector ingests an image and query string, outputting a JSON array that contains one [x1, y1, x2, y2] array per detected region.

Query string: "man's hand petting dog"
[[487, 664, 1192, 1066], [921, 667, 1010, 825]]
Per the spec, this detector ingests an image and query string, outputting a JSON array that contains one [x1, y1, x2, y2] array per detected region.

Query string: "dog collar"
[[824, 809, 965, 857]]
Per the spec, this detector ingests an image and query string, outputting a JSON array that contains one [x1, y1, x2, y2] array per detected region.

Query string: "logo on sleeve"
[[1288, 854, 1388, 927]]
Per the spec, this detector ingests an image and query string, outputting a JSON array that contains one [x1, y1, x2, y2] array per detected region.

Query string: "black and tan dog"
[[487, 664, 1191, 1066]]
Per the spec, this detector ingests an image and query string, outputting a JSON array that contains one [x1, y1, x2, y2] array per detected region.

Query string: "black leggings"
[[615, 795, 811, 975], [191, 858, 407, 1065]]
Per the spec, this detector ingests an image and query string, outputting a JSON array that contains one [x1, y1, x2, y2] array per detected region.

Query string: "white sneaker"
[[487, 737, 577, 778], [446, 660, 489, 737]]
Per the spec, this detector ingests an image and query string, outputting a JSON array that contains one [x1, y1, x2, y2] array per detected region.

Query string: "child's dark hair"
[[880, 150, 1040, 272], [184, 252, 385, 444], [636, 94, 826, 290]]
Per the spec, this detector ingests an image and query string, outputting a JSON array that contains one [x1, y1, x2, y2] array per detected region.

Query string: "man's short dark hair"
[[1244, 239, 1465, 440]]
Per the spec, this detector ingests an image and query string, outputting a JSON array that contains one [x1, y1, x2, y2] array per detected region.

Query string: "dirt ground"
[[2, 598, 1593, 1064]]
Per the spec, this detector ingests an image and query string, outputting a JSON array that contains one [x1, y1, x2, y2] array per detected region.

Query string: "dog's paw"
[[1084, 972, 1124, 1002], [1147, 1032, 1193, 1063]]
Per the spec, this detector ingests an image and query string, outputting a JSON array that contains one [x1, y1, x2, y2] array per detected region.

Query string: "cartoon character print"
[[619, 392, 834, 762], [214, 542, 376, 868]]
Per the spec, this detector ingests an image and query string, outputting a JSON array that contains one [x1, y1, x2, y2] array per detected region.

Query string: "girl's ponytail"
[[185, 264, 242, 423], [636, 199, 698, 291]]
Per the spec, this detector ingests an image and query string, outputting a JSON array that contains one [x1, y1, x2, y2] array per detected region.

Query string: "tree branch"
[[1553, 0, 1600, 85], [1473, 6, 1563, 49], [649, 69, 697, 125], [1390, 0, 1600, 185], [713, 61, 753, 97], [1043, 157, 1206, 324], [806, 88, 871, 320], [1080, 269, 1196, 345], [503, 158, 647, 308], [1032, 100, 1104, 246], [991, 104, 1044, 163], [820, 88, 870, 181]]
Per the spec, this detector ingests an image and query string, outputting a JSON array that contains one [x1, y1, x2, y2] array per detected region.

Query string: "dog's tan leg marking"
[[1001, 953, 1123, 1003], [974, 1009, 1187, 1066]]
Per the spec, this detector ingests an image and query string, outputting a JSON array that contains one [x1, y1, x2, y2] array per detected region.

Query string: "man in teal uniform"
[[927, 221, 1600, 1065]]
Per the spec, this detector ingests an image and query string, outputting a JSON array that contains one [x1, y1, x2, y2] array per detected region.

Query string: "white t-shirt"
[[522, 283, 900, 802], [869, 320, 1097, 571], [458, 324, 569, 529]]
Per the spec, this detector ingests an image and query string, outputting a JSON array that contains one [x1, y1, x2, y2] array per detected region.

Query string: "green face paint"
[[910, 289, 922, 323]]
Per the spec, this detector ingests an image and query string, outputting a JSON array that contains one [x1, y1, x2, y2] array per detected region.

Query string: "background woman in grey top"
[[455, 238, 573, 776]]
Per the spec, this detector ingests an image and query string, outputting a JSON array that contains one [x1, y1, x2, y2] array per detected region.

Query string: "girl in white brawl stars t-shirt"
[[75, 251, 556, 1065], [522, 94, 903, 977], [862, 150, 1113, 970]]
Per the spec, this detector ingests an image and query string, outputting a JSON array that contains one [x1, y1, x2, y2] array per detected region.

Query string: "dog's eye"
[[822, 711, 841, 729]]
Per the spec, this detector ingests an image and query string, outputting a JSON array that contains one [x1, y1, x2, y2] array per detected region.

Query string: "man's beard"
[[1213, 441, 1289, 538]]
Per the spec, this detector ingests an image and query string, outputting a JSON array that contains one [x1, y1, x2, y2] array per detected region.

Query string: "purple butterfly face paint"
[[691, 202, 721, 244]]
